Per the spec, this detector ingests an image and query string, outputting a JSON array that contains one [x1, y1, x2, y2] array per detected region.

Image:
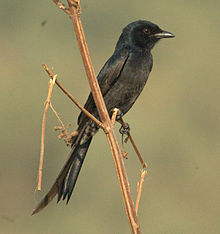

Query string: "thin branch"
[[135, 170, 147, 214], [52, 0, 71, 15], [119, 118, 147, 169], [42, 63, 105, 130], [49, 103, 66, 130], [111, 108, 119, 125], [65, 1, 141, 233], [37, 74, 57, 190]]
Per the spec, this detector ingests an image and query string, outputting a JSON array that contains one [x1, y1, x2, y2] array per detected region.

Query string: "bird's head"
[[116, 20, 174, 50]]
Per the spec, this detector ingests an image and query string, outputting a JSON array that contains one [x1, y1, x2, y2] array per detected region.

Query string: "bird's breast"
[[123, 51, 152, 89]]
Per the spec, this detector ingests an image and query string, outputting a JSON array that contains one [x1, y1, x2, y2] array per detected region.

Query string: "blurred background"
[[0, 0, 219, 233]]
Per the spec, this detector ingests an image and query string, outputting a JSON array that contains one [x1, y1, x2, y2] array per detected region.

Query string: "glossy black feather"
[[32, 20, 174, 215]]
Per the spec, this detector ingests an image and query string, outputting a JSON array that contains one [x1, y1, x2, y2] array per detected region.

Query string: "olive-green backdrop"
[[1, 1, 219, 233]]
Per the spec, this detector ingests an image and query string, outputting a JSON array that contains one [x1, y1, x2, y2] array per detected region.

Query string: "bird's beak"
[[153, 30, 175, 39]]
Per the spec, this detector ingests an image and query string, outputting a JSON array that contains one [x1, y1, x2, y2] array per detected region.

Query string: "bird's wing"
[[78, 49, 129, 125], [32, 50, 129, 215]]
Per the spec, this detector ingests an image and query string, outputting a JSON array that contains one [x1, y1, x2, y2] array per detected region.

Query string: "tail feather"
[[61, 137, 92, 203], [57, 179, 65, 202], [32, 124, 93, 215]]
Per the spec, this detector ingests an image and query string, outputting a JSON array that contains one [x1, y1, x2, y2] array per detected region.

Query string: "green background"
[[1, 1, 219, 233]]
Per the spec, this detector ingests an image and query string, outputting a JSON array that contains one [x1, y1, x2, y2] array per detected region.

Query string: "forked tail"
[[32, 124, 93, 215]]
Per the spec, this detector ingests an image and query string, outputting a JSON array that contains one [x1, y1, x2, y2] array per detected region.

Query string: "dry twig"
[[119, 118, 147, 169], [65, 0, 141, 232], [38, 1, 146, 233], [49, 103, 66, 130], [37, 74, 57, 190], [42, 63, 105, 130], [135, 170, 147, 214], [111, 108, 119, 125], [52, 0, 71, 14]]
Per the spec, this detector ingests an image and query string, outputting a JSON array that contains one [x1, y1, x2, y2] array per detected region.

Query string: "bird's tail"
[[32, 123, 94, 215]]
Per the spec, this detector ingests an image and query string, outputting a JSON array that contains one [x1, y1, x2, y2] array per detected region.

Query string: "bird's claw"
[[119, 122, 130, 136]]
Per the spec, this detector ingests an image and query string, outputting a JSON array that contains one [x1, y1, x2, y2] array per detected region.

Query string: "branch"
[[135, 170, 147, 214], [50, 103, 66, 130], [65, 0, 141, 233], [42, 63, 105, 130], [119, 118, 147, 169], [52, 0, 71, 14], [111, 108, 119, 124], [37, 74, 57, 190]]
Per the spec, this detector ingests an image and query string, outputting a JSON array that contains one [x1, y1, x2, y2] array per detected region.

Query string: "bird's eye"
[[143, 28, 150, 34]]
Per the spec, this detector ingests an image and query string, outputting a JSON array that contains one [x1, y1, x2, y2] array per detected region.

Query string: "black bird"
[[32, 20, 174, 215]]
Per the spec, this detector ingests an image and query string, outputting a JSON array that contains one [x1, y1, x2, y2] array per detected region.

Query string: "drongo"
[[32, 20, 174, 215]]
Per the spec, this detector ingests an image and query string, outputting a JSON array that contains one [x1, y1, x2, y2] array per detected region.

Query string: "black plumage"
[[32, 20, 174, 215]]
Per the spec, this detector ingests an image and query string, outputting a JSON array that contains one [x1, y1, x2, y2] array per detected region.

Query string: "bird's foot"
[[119, 122, 130, 136]]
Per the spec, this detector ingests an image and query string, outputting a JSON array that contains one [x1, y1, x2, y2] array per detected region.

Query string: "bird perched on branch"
[[32, 20, 174, 215]]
